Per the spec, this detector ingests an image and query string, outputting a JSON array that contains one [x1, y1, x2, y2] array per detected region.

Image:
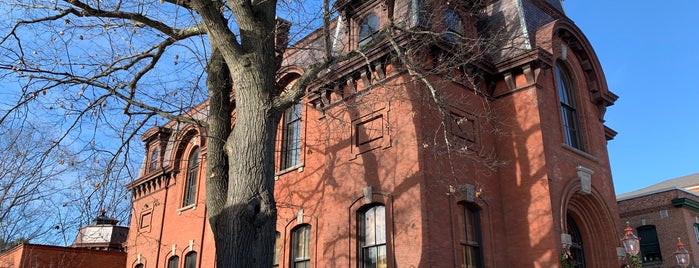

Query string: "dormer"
[[140, 126, 172, 175], [335, 0, 395, 50]]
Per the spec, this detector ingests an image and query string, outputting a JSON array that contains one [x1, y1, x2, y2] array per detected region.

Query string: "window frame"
[[458, 203, 483, 268], [148, 146, 159, 172], [636, 225, 663, 263], [182, 146, 200, 207], [184, 251, 197, 268], [291, 224, 311, 268], [444, 8, 463, 41], [555, 61, 585, 151], [358, 13, 380, 47], [273, 231, 281, 268], [280, 102, 303, 171], [167, 256, 179, 268], [358, 204, 387, 268]]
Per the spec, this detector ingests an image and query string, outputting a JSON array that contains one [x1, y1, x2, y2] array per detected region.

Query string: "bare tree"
[[0, 0, 518, 266], [0, 122, 71, 250]]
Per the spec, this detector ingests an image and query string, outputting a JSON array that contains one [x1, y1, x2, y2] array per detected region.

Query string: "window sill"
[[177, 204, 196, 215], [561, 144, 598, 162], [274, 163, 304, 180]]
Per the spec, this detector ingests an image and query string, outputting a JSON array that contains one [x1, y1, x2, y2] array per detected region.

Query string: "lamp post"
[[621, 222, 641, 268], [675, 237, 690, 268]]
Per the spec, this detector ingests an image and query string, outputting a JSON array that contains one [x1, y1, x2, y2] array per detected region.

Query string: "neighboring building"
[[125, 0, 622, 267], [618, 173, 699, 268], [0, 212, 128, 268]]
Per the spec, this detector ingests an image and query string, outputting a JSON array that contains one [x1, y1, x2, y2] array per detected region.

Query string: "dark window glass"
[[444, 9, 463, 41], [359, 205, 387, 268], [555, 62, 584, 151], [135, 264, 143, 268], [359, 14, 380, 46], [567, 215, 586, 268], [694, 223, 699, 244], [281, 103, 302, 170], [167, 256, 179, 268], [184, 252, 196, 268], [183, 147, 200, 206], [637, 225, 662, 263], [149, 147, 159, 172], [460, 204, 483, 268], [291, 225, 311, 268]]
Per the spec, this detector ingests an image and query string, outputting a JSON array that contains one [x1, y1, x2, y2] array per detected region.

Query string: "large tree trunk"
[[208, 47, 280, 268], [197, 1, 282, 266]]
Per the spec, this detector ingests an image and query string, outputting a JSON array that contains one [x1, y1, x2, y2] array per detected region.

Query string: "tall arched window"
[[281, 102, 302, 170], [359, 13, 380, 46], [555, 61, 584, 151], [291, 225, 311, 268], [149, 147, 159, 172], [134, 264, 143, 268], [182, 147, 200, 207], [359, 205, 386, 268], [167, 256, 179, 268], [444, 8, 463, 41], [567, 215, 586, 268], [184, 251, 197, 268]]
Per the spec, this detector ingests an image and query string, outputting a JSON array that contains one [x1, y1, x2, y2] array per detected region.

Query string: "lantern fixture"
[[675, 237, 690, 268]]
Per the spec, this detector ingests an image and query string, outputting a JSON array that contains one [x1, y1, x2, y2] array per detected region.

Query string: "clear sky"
[[562, 1, 699, 194]]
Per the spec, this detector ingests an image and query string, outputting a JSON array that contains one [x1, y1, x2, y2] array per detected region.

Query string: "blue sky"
[[563, 1, 699, 194]]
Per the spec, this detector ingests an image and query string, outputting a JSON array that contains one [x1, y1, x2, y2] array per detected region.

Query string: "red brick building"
[[618, 173, 699, 268], [0, 213, 127, 268], [125, 0, 622, 267]]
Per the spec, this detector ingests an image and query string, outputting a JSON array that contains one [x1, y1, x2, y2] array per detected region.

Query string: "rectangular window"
[[459, 204, 483, 268], [637, 225, 662, 263], [292, 225, 311, 268], [281, 102, 302, 170], [694, 224, 699, 244], [359, 205, 387, 268]]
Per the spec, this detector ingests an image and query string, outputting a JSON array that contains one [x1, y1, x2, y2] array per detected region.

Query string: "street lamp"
[[675, 237, 690, 268], [621, 222, 641, 268]]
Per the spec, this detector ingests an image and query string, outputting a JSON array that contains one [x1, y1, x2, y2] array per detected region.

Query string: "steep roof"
[[617, 173, 699, 200]]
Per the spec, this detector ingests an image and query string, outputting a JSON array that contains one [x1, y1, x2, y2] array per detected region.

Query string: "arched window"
[[359, 13, 380, 46], [444, 8, 463, 41], [637, 225, 662, 263], [459, 203, 483, 268], [291, 225, 311, 268], [149, 147, 159, 172], [358, 205, 386, 268], [281, 102, 302, 170], [182, 147, 200, 206], [567, 215, 586, 268], [555, 61, 584, 151], [184, 251, 197, 268], [134, 264, 143, 268], [167, 256, 179, 268]]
